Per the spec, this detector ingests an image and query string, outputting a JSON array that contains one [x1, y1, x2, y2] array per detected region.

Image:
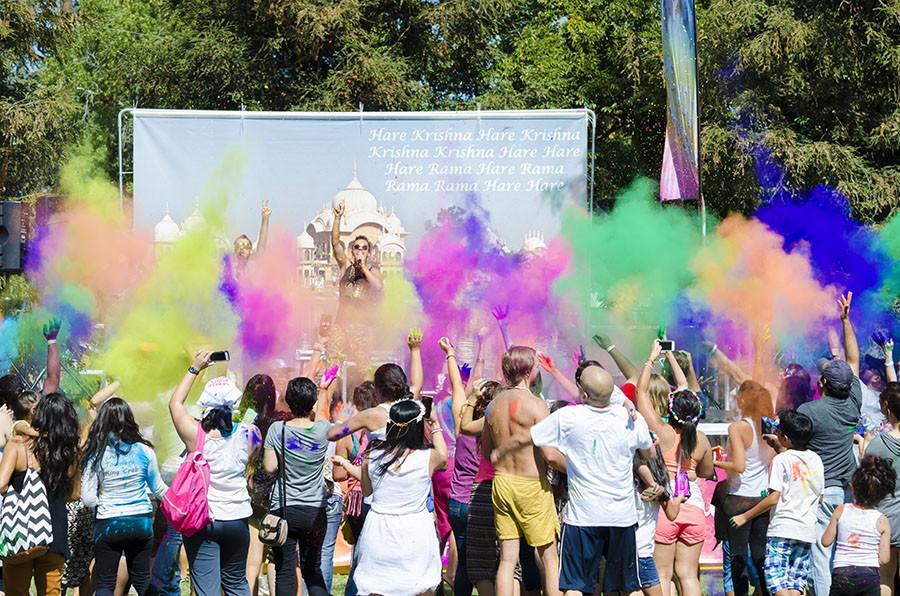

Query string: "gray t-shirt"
[[264, 420, 332, 508], [863, 432, 900, 546], [797, 377, 863, 489]]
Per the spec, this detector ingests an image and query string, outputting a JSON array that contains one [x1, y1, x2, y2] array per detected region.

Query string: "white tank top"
[[367, 448, 431, 515], [204, 424, 253, 521], [834, 504, 882, 569], [729, 418, 773, 498]]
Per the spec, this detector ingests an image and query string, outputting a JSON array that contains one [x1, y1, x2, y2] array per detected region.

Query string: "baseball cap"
[[816, 358, 854, 394]]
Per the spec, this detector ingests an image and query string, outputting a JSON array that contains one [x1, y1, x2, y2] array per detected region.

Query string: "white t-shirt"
[[766, 449, 825, 543], [635, 492, 659, 558], [531, 404, 652, 527], [860, 383, 885, 430], [204, 423, 259, 521]]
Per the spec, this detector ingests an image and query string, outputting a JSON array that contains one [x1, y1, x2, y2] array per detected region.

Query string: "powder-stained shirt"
[[81, 440, 168, 519], [265, 420, 332, 509]]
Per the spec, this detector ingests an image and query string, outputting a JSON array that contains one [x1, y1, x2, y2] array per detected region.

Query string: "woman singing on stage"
[[326, 200, 383, 370]]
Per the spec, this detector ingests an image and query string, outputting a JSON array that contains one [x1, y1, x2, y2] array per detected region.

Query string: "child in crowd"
[[822, 455, 894, 596], [730, 410, 824, 596], [633, 450, 683, 596], [9, 390, 40, 438]]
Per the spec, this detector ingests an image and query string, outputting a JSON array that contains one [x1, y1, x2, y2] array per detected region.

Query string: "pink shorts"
[[654, 502, 705, 545]]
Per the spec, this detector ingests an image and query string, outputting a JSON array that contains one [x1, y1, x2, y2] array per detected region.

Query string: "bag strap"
[[279, 423, 287, 513], [194, 420, 206, 454]]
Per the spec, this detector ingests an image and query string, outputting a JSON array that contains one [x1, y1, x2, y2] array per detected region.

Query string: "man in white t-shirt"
[[730, 410, 824, 596], [531, 363, 654, 595]]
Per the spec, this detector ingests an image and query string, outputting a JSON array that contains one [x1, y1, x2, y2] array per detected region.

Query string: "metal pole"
[[117, 108, 134, 212]]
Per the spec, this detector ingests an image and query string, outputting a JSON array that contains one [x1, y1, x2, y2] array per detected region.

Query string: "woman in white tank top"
[[334, 396, 449, 595], [713, 380, 776, 596], [823, 455, 893, 596]]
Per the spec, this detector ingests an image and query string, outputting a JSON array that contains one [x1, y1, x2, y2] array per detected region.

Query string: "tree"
[[699, 0, 900, 221], [0, 0, 77, 198]]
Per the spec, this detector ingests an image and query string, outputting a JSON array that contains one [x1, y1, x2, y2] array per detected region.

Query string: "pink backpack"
[[161, 422, 211, 536]]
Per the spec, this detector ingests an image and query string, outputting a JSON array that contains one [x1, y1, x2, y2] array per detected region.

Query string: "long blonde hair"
[[648, 373, 670, 420]]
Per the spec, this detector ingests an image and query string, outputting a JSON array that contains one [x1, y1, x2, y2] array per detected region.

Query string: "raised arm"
[[705, 343, 751, 385], [331, 201, 349, 269], [408, 328, 423, 398], [884, 338, 897, 383], [491, 305, 511, 350], [256, 200, 271, 254], [327, 406, 380, 441], [593, 333, 639, 382], [441, 337, 468, 434], [681, 351, 702, 392], [838, 292, 859, 376], [467, 327, 489, 396], [428, 410, 449, 475], [169, 351, 212, 450], [41, 318, 61, 395], [537, 353, 580, 402], [89, 380, 121, 416], [636, 340, 665, 434], [664, 351, 689, 390], [459, 394, 486, 436]]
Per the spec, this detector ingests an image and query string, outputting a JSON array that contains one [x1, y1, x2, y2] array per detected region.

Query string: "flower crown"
[[668, 390, 702, 425], [388, 400, 425, 429]]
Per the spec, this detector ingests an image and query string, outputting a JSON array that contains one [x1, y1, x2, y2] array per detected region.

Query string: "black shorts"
[[559, 523, 641, 594]]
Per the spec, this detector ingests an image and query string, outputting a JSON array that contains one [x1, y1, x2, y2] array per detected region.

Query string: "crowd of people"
[[1, 204, 900, 596]]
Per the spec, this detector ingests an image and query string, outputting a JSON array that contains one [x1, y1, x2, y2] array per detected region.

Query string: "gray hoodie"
[[866, 431, 900, 546]]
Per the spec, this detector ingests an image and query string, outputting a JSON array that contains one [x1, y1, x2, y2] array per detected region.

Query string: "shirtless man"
[[483, 345, 561, 596]]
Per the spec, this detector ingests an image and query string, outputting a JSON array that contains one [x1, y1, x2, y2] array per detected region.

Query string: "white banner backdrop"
[[131, 109, 589, 253]]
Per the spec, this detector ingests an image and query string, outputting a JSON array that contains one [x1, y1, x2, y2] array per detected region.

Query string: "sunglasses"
[[352, 244, 369, 250]]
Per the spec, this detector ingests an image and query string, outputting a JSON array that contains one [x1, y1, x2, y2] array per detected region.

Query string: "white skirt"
[[354, 509, 441, 596]]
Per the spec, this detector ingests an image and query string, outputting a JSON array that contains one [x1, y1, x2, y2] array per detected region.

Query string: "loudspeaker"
[[0, 201, 23, 272]]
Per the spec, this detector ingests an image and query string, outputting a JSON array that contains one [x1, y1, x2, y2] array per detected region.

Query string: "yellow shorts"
[[491, 472, 559, 547]]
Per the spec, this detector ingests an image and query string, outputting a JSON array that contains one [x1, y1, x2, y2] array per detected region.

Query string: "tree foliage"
[[3, 0, 897, 221]]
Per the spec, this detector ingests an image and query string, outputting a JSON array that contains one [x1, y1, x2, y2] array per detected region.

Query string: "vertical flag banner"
[[660, 0, 700, 201]]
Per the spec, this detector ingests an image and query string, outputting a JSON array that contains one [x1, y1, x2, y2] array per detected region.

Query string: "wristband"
[[644, 360, 655, 368], [188, 366, 200, 375], [46, 339, 56, 345], [606, 344, 615, 352], [446, 353, 457, 360], [431, 427, 443, 434], [708, 344, 718, 356]]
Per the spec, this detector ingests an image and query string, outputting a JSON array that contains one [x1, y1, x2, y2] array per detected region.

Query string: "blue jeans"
[[812, 486, 851, 596], [149, 519, 182, 596], [320, 493, 343, 592], [183, 518, 251, 596], [448, 498, 473, 596]]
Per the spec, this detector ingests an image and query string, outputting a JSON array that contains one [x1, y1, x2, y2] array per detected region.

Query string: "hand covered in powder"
[[43, 317, 62, 342], [537, 352, 556, 373], [320, 364, 340, 389], [491, 305, 509, 322], [572, 345, 586, 367], [592, 333, 612, 350], [407, 327, 423, 349]]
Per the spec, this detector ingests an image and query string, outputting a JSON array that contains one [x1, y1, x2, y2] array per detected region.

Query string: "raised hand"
[[191, 350, 213, 372], [491, 305, 509, 322], [459, 362, 473, 378], [407, 327, 423, 349], [592, 333, 612, 350], [438, 336, 454, 354], [43, 317, 62, 342], [572, 345, 586, 366], [648, 339, 663, 363], [476, 326, 491, 341], [262, 199, 272, 219], [838, 291, 853, 320], [537, 352, 556, 373], [333, 201, 345, 218], [320, 364, 340, 389]]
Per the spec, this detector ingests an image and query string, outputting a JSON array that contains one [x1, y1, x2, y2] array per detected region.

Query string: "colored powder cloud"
[[690, 214, 837, 347], [94, 147, 245, 454], [554, 177, 701, 351]]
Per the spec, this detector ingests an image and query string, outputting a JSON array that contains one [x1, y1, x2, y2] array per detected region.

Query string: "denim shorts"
[[638, 556, 660, 588]]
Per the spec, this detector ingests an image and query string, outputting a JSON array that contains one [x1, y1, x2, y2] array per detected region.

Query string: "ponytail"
[[374, 363, 412, 404], [202, 406, 234, 435], [668, 390, 702, 463]]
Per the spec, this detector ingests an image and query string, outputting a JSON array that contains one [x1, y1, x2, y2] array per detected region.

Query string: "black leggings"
[[831, 566, 880, 596], [723, 494, 769, 596], [271, 505, 328, 596], [93, 514, 154, 596]]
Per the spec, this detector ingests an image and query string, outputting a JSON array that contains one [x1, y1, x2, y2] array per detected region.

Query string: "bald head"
[[579, 365, 614, 405]]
